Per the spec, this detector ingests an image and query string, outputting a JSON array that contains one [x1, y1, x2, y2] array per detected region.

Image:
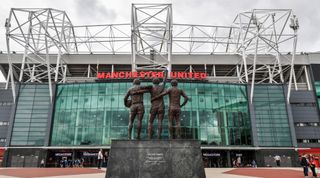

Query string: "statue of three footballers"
[[124, 78, 189, 139]]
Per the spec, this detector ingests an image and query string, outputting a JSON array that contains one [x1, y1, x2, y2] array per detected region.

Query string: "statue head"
[[171, 79, 178, 86], [152, 78, 160, 85], [133, 79, 141, 85]]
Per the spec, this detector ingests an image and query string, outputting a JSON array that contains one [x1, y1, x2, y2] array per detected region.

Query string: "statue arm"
[[161, 70, 168, 92], [124, 91, 130, 103], [180, 90, 189, 107], [140, 85, 153, 91], [151, 89, 169, 102], [131, 85, 152, 95]]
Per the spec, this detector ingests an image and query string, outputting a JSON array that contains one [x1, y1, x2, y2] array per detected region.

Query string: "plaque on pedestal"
[[106, 140, 206, 178]]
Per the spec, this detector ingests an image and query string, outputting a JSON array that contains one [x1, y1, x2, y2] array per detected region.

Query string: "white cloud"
[[74, 0, 117, 24]]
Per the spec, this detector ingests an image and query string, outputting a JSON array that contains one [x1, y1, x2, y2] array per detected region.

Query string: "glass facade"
[[10, 84, 50, 146], [253, 85, 292, 147], [51, 82, 251, 146]]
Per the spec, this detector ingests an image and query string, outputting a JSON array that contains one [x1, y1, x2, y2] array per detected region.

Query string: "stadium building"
[[0, 5, 320, 167]]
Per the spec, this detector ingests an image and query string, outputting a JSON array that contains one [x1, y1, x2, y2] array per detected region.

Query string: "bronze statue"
[[147, 78, 166, 139], [152, 80, 189, 139], [124, 79, 151, 140]]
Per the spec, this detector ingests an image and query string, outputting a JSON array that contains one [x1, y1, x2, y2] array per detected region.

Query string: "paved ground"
[[224, 168, 313, 178], [0, 167, 317, 178], [0, 168, 104, 178]]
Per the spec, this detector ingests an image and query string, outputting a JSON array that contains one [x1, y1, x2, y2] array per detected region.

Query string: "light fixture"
[[289, 15, 299, 30]]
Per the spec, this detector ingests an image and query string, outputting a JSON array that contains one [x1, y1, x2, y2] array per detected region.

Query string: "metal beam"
[[4, 7, 299, 88], [131, 4, 172, 72]]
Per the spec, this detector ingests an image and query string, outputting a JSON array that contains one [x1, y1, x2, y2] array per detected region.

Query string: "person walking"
[[309, 154, 318, 178], [97, 149, 103, 169], [301, 155, 309, 178], [274, 155, 281, 167]]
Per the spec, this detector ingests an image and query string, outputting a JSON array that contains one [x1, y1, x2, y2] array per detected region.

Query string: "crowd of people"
[[39, 149, 109, 168], [57, 158, 85, 168], [232, 157, 257, 168]]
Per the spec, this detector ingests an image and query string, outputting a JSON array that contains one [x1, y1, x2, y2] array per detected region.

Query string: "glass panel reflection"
[[253, 85, 292, 147], [50, 82, 252, 146], [11, 84, 50, 146]]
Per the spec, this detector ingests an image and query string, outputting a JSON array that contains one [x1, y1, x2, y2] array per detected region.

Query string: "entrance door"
[[230, 150, 255, 167], [202, 151, 228, 168]]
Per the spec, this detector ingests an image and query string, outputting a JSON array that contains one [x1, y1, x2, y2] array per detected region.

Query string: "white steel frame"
[[5, 8, 77, 102], [232, 9, 299, 103], [5, 6, 302, 103], [131, 4, 172, 72]]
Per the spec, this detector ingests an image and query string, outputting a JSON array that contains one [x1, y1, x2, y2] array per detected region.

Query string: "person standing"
[[124, 79, 152, 139], [40, 159, 45, 168], [236, 157, 241, 167], [309, 154, 318, 178], [63, 158, 67, 168], [104, 151, 109, 167], [274, 155, 281, 167], [151, 80, 189, 139], [97, 149, 103, 169], [147, 78, 166, 139], [80, 158, 84, 168], [301, 155, 309, 178], [252, 160, 257, 168]]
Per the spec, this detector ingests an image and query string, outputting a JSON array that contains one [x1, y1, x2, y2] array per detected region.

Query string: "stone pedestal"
[[106, 140, 206, 178]]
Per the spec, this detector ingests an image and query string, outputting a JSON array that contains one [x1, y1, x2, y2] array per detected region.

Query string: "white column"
[[304, 66, 311, 90], [287, 29, 298, 103]]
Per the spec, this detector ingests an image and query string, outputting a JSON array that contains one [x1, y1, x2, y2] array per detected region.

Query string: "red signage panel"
[[97, 71, 206, 80]]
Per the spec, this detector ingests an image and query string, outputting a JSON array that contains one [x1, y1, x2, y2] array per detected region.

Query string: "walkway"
[[0, 167, 315, 178]]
